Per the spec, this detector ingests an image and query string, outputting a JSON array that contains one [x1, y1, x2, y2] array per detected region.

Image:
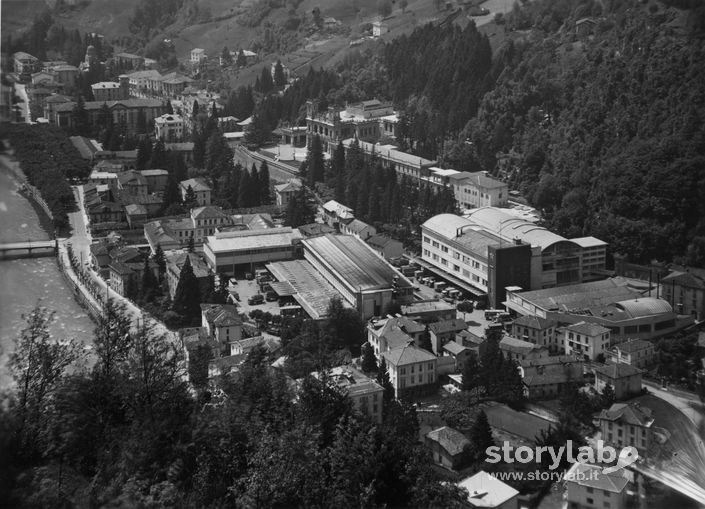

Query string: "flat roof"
[[267, 260, 349, 319], [206, 228, 302, 254], [303, 234, 412, 292]]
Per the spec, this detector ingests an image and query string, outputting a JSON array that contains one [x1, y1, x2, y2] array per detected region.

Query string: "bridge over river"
[[0, 239, 58, 260]]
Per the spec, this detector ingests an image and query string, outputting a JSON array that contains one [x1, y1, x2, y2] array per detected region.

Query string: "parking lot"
[[229, 277, 284, 317]]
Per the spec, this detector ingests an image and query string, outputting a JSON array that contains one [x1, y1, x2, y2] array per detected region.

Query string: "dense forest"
[[465, 0, 705, 266], [0, 303, 467, 507]]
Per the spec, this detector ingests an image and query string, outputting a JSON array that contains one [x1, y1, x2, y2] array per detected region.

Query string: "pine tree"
[[150, 139, 167, 169], [461, 352, 481, 392], [273, 59, 286, 87], [172, 255, 201, 325], [184, 185, 198, 208], [236, 48, 246, 68], [307, 134, 325, 186], [71, 95, 90, 136], [221, 46, 232, 67], [376, 357, 395, 401], [259, 160, 270, 205], [238, 169, 251, 209], [136, 138, 152, 171], [141, 257, 156, 302], [153, 244, 166, 282], [165, 100, 174, 115], [187, 235, 195, 253], [601, 383, 616, 408], [163, 173, 180, 208], [470, 410, 494, 461], [361, 343, 378, 373], [172, 152, 187, 181]]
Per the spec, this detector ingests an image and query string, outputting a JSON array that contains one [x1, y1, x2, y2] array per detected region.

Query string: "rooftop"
[[426, 426, 470, 456], [344, 218, 373, 235], [466, 207, 570, 251], [91, 81, 120, 89], [443, 341, 470, 356], [343, 138, 437, 169], [180, 177, 211, 192], [298, 223, 336, 237], [200, 303, 242, 327], [566, 321, 611, 337], [206, 228, 302, 254], [303, 234, 412, 292], [401, 299, 455, 315], [457, 470, 519, 508], [266, 260, 349, 320], [382, 343, 436, 367], [513, 315, 556, 330], [564, 463, 629, 493], [165, 251, 211, 279], [366, 235, 400, 249], [597, 402, 654, 427], [594, 363, 643, 379], [428, 319, 468, 335], [448, 171, 507, 190], [613, 339, 654, 354], [500, 336, 541, 355]]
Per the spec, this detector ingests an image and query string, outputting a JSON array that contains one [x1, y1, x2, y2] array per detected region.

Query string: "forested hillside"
[[465, 0, 705, 266]]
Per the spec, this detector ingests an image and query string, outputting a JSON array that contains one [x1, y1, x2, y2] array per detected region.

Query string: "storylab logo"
[[485, 440, 639, 473]]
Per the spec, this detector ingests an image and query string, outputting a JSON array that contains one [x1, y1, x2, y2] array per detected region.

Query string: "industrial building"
[[505, 277, 694, 341], [203, 227, 303, 275], [302, 234, 414, 319], [421, 209, 609, 306]]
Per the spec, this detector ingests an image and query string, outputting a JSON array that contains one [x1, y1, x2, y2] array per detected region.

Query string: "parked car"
[[248, 294, 264, 305], [229, 278, 238, 286], [265, 291, 278, 302]]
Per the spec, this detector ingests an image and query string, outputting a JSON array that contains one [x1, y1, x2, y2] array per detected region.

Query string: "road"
[[64, 186, 176, 341], [642, 379, 705, 428]]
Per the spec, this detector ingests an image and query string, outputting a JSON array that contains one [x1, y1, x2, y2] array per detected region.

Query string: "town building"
[[165, 251, 213, 300], [594, 363, 643, 400], [124, 204, 148, 228], [274, 180, 301, 209], [117, 170, 148, 195], [125, 69, 162, 96], [448, 171, 509, 209], [564, 322, 611, 361], [201, 303, 242, 347], [457, 330, 487, 357], [203, 227, 303, 275], [339, 218, 376, 241], [597, 402, 654, 455], [457, 470, 519, 509], [372, 20, 389, 38], [114, 52, 145, 70], [499, 336, 548, 363], [511, 315, 559, 353], [321, 200, 354, 228], [13, 52, 41, 77], [342, 138, 437, 185], [297, 223, 336, 238], [424, 426, 471, 470], [520, 355, 584, 400], [382, 343, 437, 399], [421, 213, 532, 307], [367, 315, 426, 359], [662, 266, 705, 320], [442, 341, 474, 373], [306, 99, 398, 153], [154, 113, 184, 141], [505, 278, 692, 342], [91, 81, 128, 102], [428, 318, 468, 356], [50, 98, 163, 136], [606, 339, 655, 370], [180, 178, 212, 206], [302, 234, 414, 319], [366, 235, 403, 260], [323, 366, 384, 424], [139, 169, 169, 195], [564, 463, 629, 509], [400, 299, 456, 323], [190, 48, 207, 64]]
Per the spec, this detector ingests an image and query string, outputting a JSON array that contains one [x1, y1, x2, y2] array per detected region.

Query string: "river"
[[0, 165, 95, 389]]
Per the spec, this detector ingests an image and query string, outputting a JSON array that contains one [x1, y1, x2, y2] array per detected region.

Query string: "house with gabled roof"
[[597, 402, 654, 455], [499, 336, 548, 363], [457, 470, 519, 509], [607, 339, 655, 369], [366, 234, 403, 260], [425, 426, 471, 469], [382, 343, 437, 399], [340, 218, 376, 241], [367, 315, 425, 359], [165, 251, 212, 300], [593, 363, 643, 400], [511, 314, 558, 352], [662, 266, 705, 320], [565, 462, 630, 509], [428, 318, 467, 355], [200, 303, 242, 346], [564, 321, 611, 361], [274, 180, 301, 208], [180, 177, 212, 206]]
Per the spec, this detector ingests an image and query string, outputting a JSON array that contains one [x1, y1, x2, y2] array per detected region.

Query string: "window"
[[586, 488, 593, 494], [586, 498, 593, 505]]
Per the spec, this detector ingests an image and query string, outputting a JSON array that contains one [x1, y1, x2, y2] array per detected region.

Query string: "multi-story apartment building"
[[421, 213, 532, 307], [563, 321, 611, 361], [565, 463, 630, 509], [155, 113, 184, 141], [91, 81, 128, 102], [593, 363, 643, 400], [342, 138, 439, 185], [190, 48, 207, 64], [367, 315, 425, 359], [511, 315, 559, 352], [597, 402, 654, 455], [324, 366, 384, 424], [382, 343, 437, 399], [606, 339, 655, 369], [306, 99, 398, 153], [50, 98, 163, 136], [662, 266, 705, 320], [180, 178, 212, 206], [448, 171, 509, 209], [200, 303, 242, 346], [13, 52, 41, 77]]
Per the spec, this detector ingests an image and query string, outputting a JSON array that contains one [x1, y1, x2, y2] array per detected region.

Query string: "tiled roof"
[[520, 355, 582, 369], [426, 426, 470, 456], [597, 402, 654, 427], [191, 205, 228, 220], [180, 177, 211, 192], [443, 341, 469, 356], [500, 336, 539, 355], [513, 315, 556, 330], [383, 343, 436, 366], [593, 363, 643, 379], [564, 463, 629, 493], [428, 319, 467, 335], [366, 235, 400, 249], [566, 321, 611, 337], [613, 339, 653, 354], [200, 303, 242, 327]]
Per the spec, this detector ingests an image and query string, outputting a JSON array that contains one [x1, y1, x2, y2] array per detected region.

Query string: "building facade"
[[448, 171, 509, 209], [563, 322, 611, 361], [597, 402, 654, 456], [154, 113, 184, 141], [382, 343, 437, 399]]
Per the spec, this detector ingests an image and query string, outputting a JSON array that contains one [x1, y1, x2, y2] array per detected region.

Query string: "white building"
[[448, 171, 509, 209], [180, 178, 212, 206], [382, 343, 437, 399], [563, 321, 611, 361], [457, 470, 519, 509], [565, 463, 630, 509], [190, 48, 207, 63], [155, 113, 184, 142]]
